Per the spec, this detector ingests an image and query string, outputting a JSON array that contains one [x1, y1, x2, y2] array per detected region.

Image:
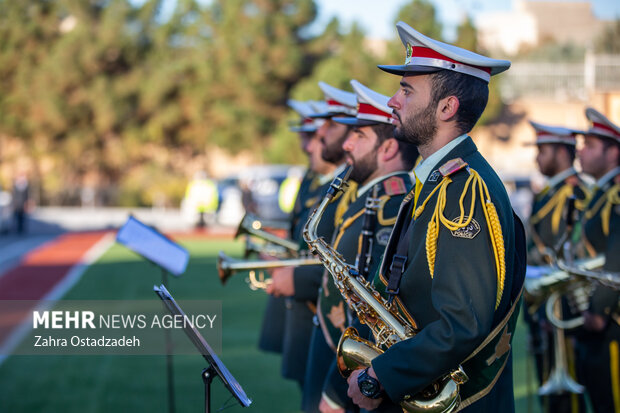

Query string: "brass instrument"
[[236, 213, 300, 255], [557, 256, 620, 290], [524, 256, 604, 310], [303, 164, 467, 413], [525, 254, 620, 329], [538, 291, 585, 395], [242, 237, 291, 259], [216, 251, 320, 290]]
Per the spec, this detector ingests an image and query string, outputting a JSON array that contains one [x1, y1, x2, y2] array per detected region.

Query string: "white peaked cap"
[[378, 21, 511, 83], [310, 81, 357, 118], [525, 120, 583, 146], [585, 107, 620, 143], [333, 80, 393, 126]]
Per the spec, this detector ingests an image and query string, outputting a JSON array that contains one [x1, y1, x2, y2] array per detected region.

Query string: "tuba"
[[303, 164, 467, 413], [217, 251, 320, 290]]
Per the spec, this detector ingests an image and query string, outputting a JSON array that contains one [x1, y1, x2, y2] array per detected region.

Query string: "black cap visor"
[[378, 64, 443, 76], [333, 117, 389, 127]]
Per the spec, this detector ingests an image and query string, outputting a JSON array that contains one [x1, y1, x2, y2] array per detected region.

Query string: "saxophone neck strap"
[[386, 215, 415, 299]]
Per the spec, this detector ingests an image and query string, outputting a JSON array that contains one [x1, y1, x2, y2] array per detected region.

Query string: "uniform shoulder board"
[[383, 176, 407, 196], [439, 158, 468, 177]]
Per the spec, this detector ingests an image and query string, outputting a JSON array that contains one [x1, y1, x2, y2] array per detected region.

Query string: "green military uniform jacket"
[[528, 167, 589, 264], [371, 137, 526, 411], [317, 172, 412, 406], [291, 170, 320, 241]]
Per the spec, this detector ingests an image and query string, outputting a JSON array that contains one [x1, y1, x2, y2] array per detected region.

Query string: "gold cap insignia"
[[405, 43, 413, 65]]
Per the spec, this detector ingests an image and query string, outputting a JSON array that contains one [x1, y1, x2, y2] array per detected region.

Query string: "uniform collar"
[[357, 170, 411, 198], [318, 163, 347, 185], [546, 167, 578, 189], [595, 166, 620, 189], [414, 134, 469, 183]]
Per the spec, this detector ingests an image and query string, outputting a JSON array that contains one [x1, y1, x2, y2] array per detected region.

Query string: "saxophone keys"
[[450, 366, 469, 385]]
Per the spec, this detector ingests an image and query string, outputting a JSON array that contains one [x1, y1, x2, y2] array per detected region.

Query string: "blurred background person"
[[304, 80, 418, 413], [523, 120, 588, 413], [267, 82, 357, 390], [11, 171, 30, 235], [258, 99, 325, 356], [181, 171, 219, 229], [574, 107, 620, 413]]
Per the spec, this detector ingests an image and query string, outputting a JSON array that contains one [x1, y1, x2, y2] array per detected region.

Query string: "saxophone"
[[303, 164, 468, 413]]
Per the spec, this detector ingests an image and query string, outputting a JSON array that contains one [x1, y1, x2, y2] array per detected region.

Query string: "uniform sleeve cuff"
[[321, 392, 343, 410]]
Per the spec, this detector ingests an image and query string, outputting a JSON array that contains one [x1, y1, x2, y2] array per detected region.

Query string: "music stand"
[[154, 284, 252, 412], [116, 216, 190, 413]]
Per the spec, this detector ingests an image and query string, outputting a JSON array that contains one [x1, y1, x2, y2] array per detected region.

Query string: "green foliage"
[[0, 0, 511, 205], [393, 0, 443, 41], [454, 16, 477, 52]]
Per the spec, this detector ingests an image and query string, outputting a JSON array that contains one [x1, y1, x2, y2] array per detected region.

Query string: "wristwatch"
[[357, 367, 383, 399]]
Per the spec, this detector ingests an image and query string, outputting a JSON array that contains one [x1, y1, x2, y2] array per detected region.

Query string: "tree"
[[0, 0, 323, 205], [454, 16, 477, 52]]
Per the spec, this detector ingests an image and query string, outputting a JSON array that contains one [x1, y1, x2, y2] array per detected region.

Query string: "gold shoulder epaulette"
[[439, 158, 468, 177]]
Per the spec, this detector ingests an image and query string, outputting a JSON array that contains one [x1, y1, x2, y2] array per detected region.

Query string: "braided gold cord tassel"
[[486, 200, 505, 308], [419, 168, 507, 307], [426, 218, 438, 278], [550, 185, 573, 235], [601, 184, 620, 236]]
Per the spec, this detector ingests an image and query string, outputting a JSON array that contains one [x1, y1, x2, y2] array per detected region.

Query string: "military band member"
[[523, 120, 588, 412], [258, 100, 327, 354], [345, 22, 526, 411], [267, 83, 358, 388], [527, 121, 589, 261], [302, 80, 418, 413], [575, 107, 620, 413]]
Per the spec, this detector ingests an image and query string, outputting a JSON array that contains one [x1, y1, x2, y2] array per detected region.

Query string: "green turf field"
[[0, 239, 548, 412]]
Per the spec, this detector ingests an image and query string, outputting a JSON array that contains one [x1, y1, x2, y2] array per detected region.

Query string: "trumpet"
[[235, 213, 300, 254], [216, 251, 320, 290], [303, 163, 467, 413], [242, 237, 292, 259]]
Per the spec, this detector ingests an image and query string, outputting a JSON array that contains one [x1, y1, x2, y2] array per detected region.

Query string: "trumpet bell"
[[235, 213, 299, 253]]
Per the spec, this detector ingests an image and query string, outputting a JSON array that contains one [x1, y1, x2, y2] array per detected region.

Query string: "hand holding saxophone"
[[346, 368, 383, 411]]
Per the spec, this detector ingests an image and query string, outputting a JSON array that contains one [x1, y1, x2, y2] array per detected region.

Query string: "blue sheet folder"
[[116, 216, 189, 277]]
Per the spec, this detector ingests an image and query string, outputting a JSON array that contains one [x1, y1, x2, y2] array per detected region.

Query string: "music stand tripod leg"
[[202, 365, 216, 413]]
